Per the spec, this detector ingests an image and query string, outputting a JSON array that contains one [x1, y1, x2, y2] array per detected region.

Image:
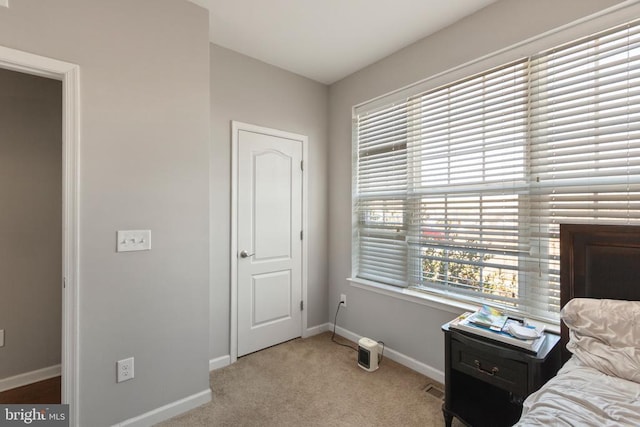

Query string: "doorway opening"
[[0, 68, 62, 404], [0, 45, 80, 426]]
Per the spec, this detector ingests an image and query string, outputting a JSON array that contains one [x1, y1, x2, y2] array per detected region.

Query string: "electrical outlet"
[[117, 357, 134, 383], [340, 294, 347, 307], [0, 329, 4, 347]]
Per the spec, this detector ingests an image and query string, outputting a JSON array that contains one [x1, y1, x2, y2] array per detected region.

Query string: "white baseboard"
[[209, 355, 231, 371], [331, 324, 444, 384], [0, 364, 61, 392], [113, 388, 211, 427], [303, 322, 330, 338]]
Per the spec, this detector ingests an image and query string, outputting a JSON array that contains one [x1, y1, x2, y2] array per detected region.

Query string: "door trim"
[[230, 121, 308, 363], [0, 45, 80, 426]]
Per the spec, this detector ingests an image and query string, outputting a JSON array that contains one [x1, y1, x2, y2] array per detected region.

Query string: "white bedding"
[[516, 299, 640, 426], [562, 298, 640, 383], [516, 354, 640, 426]]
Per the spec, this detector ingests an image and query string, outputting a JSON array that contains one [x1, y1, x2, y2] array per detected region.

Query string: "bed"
[[515, 224, 640, 426]]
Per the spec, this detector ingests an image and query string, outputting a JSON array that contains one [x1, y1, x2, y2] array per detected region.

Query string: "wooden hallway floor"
[[0, 376, 61, 404]]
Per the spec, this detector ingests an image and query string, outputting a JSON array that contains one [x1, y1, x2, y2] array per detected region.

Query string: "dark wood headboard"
[[559, 224, 640, 361]]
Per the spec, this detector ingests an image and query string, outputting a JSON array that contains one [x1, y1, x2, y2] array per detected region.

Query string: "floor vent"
[[424, 383, 444, 400]]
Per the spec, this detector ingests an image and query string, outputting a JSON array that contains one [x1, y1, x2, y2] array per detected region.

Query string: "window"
[[353, 20, 640, 322]]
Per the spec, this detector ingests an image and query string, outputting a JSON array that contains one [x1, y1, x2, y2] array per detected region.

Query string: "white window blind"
[[353, 19, 640, 322], [356, 104, 408, 287]]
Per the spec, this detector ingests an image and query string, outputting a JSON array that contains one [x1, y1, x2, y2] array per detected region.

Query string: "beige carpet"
[[158, 332, 450, 426]]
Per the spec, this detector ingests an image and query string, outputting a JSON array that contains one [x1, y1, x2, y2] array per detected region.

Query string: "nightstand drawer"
[[451, 337, 528, 396]]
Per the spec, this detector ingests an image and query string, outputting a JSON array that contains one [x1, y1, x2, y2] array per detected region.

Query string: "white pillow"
[[562, 298, 640, 383]]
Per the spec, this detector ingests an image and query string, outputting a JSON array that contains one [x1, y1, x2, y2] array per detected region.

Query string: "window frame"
[[351, 12, 640, 324]]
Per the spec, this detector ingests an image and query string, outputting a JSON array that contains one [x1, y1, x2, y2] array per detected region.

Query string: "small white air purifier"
[[358, 337, 379, 372]]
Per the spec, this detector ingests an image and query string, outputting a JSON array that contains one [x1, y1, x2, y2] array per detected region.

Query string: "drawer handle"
[[474, 359, 499, 376]]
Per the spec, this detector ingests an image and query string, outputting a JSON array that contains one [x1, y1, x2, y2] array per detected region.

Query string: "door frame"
[[0, 46, 80, 425], [230, 121, 308, 363]]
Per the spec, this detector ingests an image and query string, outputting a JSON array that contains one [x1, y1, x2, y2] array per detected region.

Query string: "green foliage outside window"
[[422, 239, 517, 300]]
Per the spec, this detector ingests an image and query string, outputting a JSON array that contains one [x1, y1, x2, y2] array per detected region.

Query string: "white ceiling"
[[189, 0, 497, 84]]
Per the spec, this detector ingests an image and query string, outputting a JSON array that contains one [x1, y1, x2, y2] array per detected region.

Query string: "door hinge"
[[300, 160, 304, 171], [300, 300, 304, 311], [300, 230, 303, 240], [63, 277, 66, 289]]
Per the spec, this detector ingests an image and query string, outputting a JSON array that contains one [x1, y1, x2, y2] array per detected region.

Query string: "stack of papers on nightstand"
[[467, 305, 509, 330], [449, 306, 546, 353]]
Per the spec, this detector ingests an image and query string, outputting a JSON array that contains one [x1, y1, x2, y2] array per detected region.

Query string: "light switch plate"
[[117, 230, 151, 252]]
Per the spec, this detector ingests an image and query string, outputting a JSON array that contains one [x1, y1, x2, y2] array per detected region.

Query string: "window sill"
[[347, 277, 478, 315], [346, 277, 561, 334]]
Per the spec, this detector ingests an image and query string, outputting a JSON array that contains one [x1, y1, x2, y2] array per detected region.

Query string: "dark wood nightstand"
[[442, 322, 561, 427]]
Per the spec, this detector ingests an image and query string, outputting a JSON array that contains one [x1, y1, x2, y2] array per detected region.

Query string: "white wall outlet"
[[117, 357, 134, 383], [116, 230, 151, 252], [0, 329, 4, 347], [340, 294, 347, 307]]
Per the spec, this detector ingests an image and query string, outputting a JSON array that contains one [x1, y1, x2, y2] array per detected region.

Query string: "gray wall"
[[0, 69, 62, 380], [209, 44, 329, 359], [0, 1, 210, 426], [328, 0, 625, 375]]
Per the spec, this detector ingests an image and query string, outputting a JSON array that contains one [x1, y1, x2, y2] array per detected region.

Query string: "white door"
[[236, 125, 303, 356]]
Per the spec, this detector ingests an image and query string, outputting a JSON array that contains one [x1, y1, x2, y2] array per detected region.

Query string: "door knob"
[[240, 250, 255, 258]]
